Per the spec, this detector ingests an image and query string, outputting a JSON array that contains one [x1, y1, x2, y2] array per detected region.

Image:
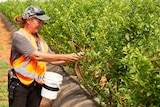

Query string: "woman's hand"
[[64, 53, 82, 63]]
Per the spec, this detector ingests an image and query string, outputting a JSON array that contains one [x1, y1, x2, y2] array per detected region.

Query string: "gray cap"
[[22, 5, 50, 21]]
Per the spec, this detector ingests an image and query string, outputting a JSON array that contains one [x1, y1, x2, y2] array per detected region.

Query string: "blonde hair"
[[14, 15, 26, 28]]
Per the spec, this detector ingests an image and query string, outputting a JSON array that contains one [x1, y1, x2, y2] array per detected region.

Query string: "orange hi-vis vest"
[[10, 28, 48, 86]]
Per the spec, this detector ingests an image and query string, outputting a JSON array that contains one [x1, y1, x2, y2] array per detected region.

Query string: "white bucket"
[[41, 72, 63, 99]]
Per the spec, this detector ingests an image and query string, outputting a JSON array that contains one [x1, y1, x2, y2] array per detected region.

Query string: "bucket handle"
[[42, 84, 59, 91]]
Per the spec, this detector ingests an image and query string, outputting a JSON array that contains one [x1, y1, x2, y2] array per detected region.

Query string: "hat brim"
[[34, 15, 50, 21]]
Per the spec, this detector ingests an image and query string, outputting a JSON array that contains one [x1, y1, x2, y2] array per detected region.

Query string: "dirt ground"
[[0, 17, 11, 63], [0, 16, 12, 104]]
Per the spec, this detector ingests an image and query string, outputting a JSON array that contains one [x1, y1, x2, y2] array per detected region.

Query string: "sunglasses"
[[35, 10, 45, 15], [29, 10, 45, 17]]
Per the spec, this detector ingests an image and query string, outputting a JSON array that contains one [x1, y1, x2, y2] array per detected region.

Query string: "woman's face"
[[26, 17, 43, 34]]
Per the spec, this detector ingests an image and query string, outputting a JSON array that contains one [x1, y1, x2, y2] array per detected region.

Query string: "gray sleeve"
[[48, 47, 54, 53], [12, 33, 36, 57]]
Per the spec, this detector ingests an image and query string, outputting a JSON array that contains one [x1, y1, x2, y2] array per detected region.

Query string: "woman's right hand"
[[64, 53, 82, 63]]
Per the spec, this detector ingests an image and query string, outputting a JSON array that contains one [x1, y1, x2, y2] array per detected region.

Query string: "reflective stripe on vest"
[[10, 28, 48, 85]]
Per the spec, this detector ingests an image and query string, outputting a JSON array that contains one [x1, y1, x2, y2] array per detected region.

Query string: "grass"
[[0, 60, 9, 68], [0, 46, 3, 50], [0, 60, 10, 107]]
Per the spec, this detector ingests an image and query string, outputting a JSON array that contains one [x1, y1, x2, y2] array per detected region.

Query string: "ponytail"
[[14, 15, 26, 28]]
